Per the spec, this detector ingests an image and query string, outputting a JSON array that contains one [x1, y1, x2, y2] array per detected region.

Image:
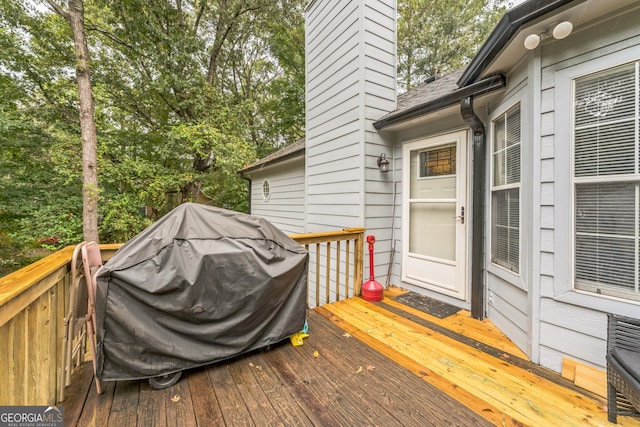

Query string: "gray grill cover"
[[95, 203, 308, 381]]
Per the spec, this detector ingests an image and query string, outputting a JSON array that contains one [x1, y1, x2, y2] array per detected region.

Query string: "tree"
[[85, 0, 305, 214], [0, 73, 83, 274], [0, 0, 85, 274], [0, 0, 307, 274], [2, 0, 512, 276], [397, 0, 509, 91], [45, 0, 99, 243]]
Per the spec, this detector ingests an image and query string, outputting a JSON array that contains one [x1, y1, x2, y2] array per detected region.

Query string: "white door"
[[402, 131, 468, 300]]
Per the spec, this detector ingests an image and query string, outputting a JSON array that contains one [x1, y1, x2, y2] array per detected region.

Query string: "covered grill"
[[94, 203, 308, 383]]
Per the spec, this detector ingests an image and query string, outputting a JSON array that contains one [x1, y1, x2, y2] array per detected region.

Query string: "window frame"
[[553, 43, 640, 316], [570, 59, 640, 303], [261, 180, 271, 201], [417, 144, 457, 178], [490, 102, 522, 275]]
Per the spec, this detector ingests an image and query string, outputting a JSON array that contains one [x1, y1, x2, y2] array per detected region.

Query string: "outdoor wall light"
[[377, 153, 390, 172], [524, 21, 573, 50]]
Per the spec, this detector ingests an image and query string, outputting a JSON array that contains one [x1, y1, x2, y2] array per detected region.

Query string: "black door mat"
[[391, 292, 461, 319]]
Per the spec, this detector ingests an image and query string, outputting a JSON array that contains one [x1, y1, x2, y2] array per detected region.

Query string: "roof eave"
[[374, 74, 506, 130], [238, 147, 305, 175], [457, 0, 578, 87]]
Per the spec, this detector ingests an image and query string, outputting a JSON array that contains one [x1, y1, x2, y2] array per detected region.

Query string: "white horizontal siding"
[[537, 4, 640, 372], [306, 120, 360, 149], [306, 0, 356, 53], [307, 156, 360, 177], [487, 277, 528, 353], [305, 180, 361, 195], [307, 192, 362, 205], [307, 167, 361, 186], [307, 137, 360, 160], [540, 135, 554, 160], [307, 60, 359, 107], [305, 214, 361, 231], [249, 161, 305, 235], [539, 323, 606, 371], [307, 45, 359, 89], [306, 0, 395, 291], [307, 95, 359, 131], [306, 0, 395, 232], [362, 0, 396, 269]]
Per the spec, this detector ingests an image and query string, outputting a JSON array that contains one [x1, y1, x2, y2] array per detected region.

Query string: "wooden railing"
[[0, 228, 364, 406], [0, 244, 120, 407], [290, 227, 364, 307]]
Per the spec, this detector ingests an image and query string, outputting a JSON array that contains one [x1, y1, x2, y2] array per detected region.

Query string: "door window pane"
[[409, 202, 456, 261], [419, 145, 456, 177], [408, 142, 458, 262], [410, 149, 456, 199]]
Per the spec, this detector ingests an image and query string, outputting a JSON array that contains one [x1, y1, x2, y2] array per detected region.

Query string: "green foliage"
[[0, 0, 514, 276], [99, 194, 153, 243], [0, 1, 85, 273], [85, 0, 303, 213], [397, 0, 510, 91], [0, 0, 308, 275]]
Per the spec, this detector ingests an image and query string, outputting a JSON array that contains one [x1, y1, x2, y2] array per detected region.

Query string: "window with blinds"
[[573, 61, 640, 302], [491, 104, 521, 273]]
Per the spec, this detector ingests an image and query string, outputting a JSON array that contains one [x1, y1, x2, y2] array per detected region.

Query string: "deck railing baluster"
[[0, 228, 365, 405], [289, 227, 365, 308]]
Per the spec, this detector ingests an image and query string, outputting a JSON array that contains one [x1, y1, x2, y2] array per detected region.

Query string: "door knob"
[[454, 206, 464, 224]]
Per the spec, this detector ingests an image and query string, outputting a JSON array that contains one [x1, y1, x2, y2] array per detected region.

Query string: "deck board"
[[382, 293, 528, 358], [225, 358, 284, 426], [187, 369, 224, 426], [208, 364, 253, 426], [244, 351, 316, 426], [108, 381, 140, 426], [322, 297, 614, 426], [62, 293, 640, 426], [163, 374, 198, 427], [314, 305, 514, 426], [304, 310, 491, 426]]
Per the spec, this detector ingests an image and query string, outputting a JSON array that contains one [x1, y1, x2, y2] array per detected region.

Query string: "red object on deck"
[[362, 235, 384, 302]]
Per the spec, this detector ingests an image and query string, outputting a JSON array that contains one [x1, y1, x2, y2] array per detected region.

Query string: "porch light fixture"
[[377, 153, 390, 172], [524, 21, 573, 50]]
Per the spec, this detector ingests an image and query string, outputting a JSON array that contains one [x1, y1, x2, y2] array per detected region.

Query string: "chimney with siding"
[[304, 0, 397, 235]]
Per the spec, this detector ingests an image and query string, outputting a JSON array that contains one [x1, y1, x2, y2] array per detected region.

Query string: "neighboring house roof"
[[239, 138, 305, 174]]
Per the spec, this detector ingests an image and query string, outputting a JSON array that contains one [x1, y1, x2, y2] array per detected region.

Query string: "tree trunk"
[[68, 0, 100, 243]]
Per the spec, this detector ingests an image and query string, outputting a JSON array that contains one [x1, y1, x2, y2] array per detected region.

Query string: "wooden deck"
[[63, 289, 640, 426]]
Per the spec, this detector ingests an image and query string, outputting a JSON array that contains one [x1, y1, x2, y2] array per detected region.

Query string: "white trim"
[[529, 46, 542, 364], [488, 100, 523, 279], [570, 59, 640, 302], [554, 46, 640, 312], [261, 180, 271, 201], [401, 129, 468, 300], [485, 82, 529, 297]]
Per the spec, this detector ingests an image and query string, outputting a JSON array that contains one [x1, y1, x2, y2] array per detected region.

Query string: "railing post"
[[353, 229, 364, 297], [0, 244, 121, 405], [290, 227, 365, 307], [0, 229, 366, 405]]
